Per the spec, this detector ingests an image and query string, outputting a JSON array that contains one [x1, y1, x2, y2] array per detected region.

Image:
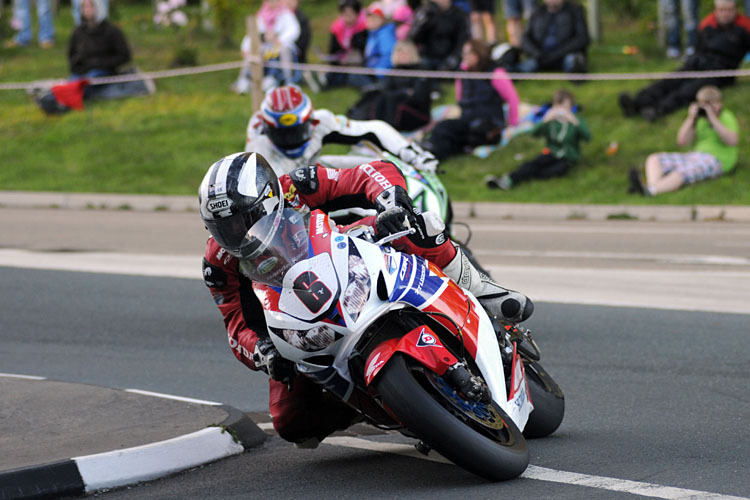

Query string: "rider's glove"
[[375, 185, 414, 214], [375, 206, 416, 239], [398, 144, 439, 174], [252, 338, 295, 384], [376, 207, 447, 249]]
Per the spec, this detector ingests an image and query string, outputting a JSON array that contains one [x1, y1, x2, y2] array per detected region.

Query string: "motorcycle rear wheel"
[[376, 354, 529, 481], [523, 362, 565, 439]]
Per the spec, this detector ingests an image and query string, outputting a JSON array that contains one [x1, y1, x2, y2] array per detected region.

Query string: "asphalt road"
[[1, 208, 749, 498]]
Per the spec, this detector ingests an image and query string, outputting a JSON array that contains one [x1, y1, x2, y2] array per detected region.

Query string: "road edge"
[[0, 405, 266, 499], [2, 191, 750, 222]]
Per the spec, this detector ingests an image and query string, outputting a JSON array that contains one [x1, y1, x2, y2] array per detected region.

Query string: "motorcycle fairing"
[[364, 325, 458, 386], [256, 209, 531, 430], [317, 151, 449, 222], [507, 342, 533, 427], [278, 252, 340, 322], [387, 255, 481, 360]]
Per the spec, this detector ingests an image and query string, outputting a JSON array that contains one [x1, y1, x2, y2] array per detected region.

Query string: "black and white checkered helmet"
[[198, 152, 283, 258]]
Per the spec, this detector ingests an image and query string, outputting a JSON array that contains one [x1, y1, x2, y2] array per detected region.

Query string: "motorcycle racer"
[[244, 84, 439, 175], [199, 151, 532, 446]]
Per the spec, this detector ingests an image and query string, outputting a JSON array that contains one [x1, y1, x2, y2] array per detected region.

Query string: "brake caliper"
[[444, 362, 492, 404]]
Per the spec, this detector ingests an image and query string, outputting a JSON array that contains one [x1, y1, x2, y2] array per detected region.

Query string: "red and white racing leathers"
[[202, 160, 455, 443]]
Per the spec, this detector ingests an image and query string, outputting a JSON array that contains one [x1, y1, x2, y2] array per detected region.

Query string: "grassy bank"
[[1, 1, 748, 205]]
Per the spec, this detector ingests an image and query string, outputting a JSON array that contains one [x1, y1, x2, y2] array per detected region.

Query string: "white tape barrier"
[[2, 54, 749, 91]]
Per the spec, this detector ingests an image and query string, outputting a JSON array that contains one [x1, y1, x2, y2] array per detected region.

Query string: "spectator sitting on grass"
[[407, 0, 468, 70], [420, 40, 520, 161], [619, 0, 750, 121], [515, 0, 589, 74], [628, 85, 739, 196], [346, 39, 432, 131], [485, 88, 590, 191], [350, 3, 397, 88], [30, 0, 153, 114], [325, 0, 368, 87], [69, 0, 130, 83]]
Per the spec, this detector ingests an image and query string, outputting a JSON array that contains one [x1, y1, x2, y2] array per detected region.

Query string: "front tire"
[[376, 354, 529, 481], [523, 362, 565, 439]]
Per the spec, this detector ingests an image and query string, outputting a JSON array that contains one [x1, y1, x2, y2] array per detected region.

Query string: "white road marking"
[[467, 223, 750, 237], [0, 249, 200, 279], [4, 370, 744, 498], [124, 389, 222, 406], [1, 249, 749, 315], [324, 437, 749, 500], [473, 249, 750, 267], [487, 265, 750, 316], [0, 373, 47, 380]]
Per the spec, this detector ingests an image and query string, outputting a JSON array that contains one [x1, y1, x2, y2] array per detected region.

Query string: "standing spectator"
[[285, 0, 310, 62], [662, 0, 700, 59], [619, 0, 750, 121], [326, 0, 368, 86], [73, 0, 108, 26], [517, 0, 589, 73], [503, 0, 536, 48], [470, 0, 497, 43], [407, 0, 468, 70], [628, 86, 738, 196], [233, 0, 301, 93], [6, 0, 55, 48], [420, 40, 519, 160], [356, 2, 397, 86], [485, 88, 590, 190], [392, 2, 414, 40]]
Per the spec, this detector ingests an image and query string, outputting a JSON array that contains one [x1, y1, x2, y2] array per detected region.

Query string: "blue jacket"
[[365, 23, 397, 76]]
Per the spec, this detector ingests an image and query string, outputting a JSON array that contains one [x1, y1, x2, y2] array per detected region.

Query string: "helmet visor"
[[238, 208, 310, 286], [204, 193, 285, 258], [266, 122, 312, 150]]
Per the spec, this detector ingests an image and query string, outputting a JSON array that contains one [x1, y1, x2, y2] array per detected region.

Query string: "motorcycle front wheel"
[[376, 354, 529, 481]]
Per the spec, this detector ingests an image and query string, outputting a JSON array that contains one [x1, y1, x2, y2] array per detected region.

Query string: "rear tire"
[[376, 354, 529, 481], [523, 362, 565, 439]]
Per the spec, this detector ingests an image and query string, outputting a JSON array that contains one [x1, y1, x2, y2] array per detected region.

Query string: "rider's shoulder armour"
[[290, 164, 319, 195]]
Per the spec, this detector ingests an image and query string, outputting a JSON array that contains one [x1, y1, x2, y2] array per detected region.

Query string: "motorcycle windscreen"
[[238, 208, 310, 287]]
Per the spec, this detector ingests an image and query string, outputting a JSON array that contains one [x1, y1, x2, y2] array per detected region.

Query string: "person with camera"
[[627, 85, 739, 196], [619, 0, 750, 121], [485, 88, 589, 191]]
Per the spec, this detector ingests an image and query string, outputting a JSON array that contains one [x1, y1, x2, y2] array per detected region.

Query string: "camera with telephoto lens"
[[696, 105, 707, 117]]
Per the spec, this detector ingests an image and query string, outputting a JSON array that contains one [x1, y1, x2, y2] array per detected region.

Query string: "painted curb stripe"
[[74, 427, 244, 492]]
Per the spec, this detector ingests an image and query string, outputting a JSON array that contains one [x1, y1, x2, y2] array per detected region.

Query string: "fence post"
[[247, 16, 264, 113], [587, 0, 601, 42], [657, 0, 666, 48]]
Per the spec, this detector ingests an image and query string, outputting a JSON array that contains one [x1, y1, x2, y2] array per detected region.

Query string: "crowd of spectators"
[[4, 0, 749, 195]]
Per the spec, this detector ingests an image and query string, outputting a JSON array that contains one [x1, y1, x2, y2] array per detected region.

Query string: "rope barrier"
[[2, 55, 749, 91]]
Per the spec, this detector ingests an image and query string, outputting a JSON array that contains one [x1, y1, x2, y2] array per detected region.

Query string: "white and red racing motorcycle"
[[243, 208, 564, 481]]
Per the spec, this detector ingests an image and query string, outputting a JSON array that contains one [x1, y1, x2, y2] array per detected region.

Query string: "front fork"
[[495, 322, 542, 381]]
